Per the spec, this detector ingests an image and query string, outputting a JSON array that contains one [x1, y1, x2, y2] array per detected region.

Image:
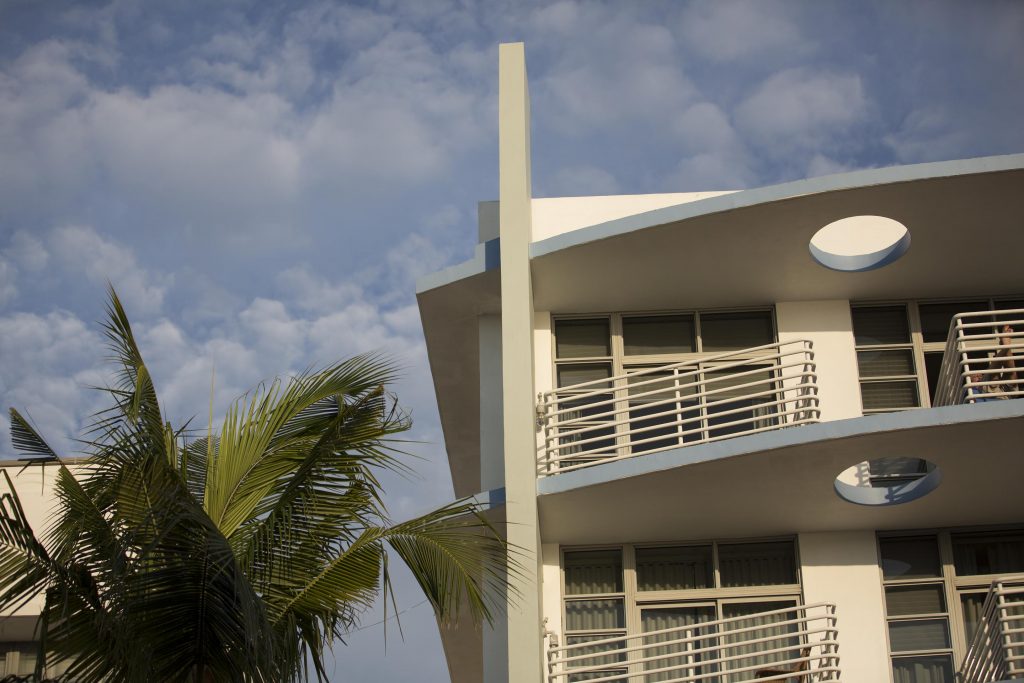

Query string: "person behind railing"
[[967, 324, 1019, 402]]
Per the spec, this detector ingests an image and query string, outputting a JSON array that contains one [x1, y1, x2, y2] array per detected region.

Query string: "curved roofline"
[[530, 153, 1024, 259], [415, 153, 1024, 295]]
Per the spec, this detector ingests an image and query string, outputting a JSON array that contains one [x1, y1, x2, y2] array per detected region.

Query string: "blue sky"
[[1, 0, 1022, 679]]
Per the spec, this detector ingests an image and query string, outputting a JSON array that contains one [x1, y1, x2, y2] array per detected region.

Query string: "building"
[[416, 43, 1024, 683]]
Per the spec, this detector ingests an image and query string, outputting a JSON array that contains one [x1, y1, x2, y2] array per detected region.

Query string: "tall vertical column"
[[498, 42, 543, 682]]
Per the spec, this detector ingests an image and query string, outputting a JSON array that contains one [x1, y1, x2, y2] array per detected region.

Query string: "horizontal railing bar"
[[547, 604, 836, 655], [548, 404, 813, 459], [544, 415, 820, 472], [550, 660, 841, 683], [551, 628, 838, 670], [555, 642, 838, 681], [548, 387, 808, 447], [540, 341, 812, 400], [546, 369, 814, 430], [544, 358, 813, 417]]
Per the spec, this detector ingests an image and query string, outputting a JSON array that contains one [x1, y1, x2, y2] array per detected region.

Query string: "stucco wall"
[[530, 192, 736, 243], [776, 300, 863, 422], [799, 530, 890, 683]]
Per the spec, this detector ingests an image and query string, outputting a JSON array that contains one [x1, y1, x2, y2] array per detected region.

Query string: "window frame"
[[877, 524, 1024, 680], [561, 536, 802, 680], [851, 296, 1024, 412], [551, 308, 779, 463]]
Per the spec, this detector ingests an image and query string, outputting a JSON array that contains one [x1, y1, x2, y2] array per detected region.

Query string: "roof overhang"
[[535, 402, 1024, 544]]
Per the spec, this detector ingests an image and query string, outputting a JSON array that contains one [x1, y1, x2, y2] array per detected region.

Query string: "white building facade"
[[417, 44, 1024, 683]]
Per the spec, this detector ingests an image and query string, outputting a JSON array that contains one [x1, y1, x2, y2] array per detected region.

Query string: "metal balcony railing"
[[933, 309, 1024, 406], [546, 602, 840, 682], [959, 575, 1024, 683], [537, 340, 819, 475]]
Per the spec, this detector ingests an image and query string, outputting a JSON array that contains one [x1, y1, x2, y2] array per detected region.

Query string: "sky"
[[0, 0, 1022, 680]]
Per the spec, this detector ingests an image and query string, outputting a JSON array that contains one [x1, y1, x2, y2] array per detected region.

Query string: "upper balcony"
[[934, 309, 1024, 407], [537, 340, 820, 476]]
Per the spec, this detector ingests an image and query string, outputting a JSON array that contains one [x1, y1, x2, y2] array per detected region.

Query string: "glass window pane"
[[700, 311, 774, 352], [919, 302, 990, 343], [952, 531, 1024, 576], [960, 593, 986, 646], [852, 306, 910, 345], [624, 315, 695, 355], [15, 646, 36, 676], [641, 606, 717, 682], [861, 380, 919, 410], [565, 598, 625, 631], [924, 352, 943, 404], [719, 541, 797, 587], [891, 655, 954, 683], [558, 364, 612, 388], [888, 619, 950, 652], [857, 349, 916, 377], [880, 537, 941, 579], [565, 549, 623, 595], [556, 319, 610, 358], [721, 601, 799, 674], [994, 300, 1024, 324], [565, 634, 627, 672], [869, 457, 930, 486], [636, 546, 713, 591], [886, 585, 946, 616]]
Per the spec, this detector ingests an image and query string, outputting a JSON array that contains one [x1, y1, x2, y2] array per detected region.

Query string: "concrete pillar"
[[799, 531, 890, 682], [776, 300, 864, 422], [497, 42, 543, 682]]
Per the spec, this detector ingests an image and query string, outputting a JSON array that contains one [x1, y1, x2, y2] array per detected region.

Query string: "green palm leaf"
[[0, 288, 512, 682]]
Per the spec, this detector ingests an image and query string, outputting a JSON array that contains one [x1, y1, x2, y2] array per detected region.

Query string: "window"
[[551, 309, 778, 466], [562, 538, 801, 681], [852, 305, 920, 412], [879, 528, 1024, 681], [852, 297, 1024, 410]]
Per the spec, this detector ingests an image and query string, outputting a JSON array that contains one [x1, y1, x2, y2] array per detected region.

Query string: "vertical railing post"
[[996, 581, 1013, 680], [956, 316, 973, 404]]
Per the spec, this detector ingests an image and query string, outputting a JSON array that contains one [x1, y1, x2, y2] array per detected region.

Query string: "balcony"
[[537, 341, 820, 476], [959, 575, 1024, 683], [545, 602, 840, 682], [933, 309, 1024, 406]]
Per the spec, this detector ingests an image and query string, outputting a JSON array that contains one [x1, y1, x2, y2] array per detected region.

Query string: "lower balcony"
[[959, 575, 1024, 683], [537, 340, 820, 476], [545, 602, 840, 682]]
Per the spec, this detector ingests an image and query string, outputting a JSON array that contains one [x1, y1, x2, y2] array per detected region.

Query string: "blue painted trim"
[[834, 465, 942, 506], [529, 154, 1024, 260], [415, 238, 500, 294], [537, 401, 1024, 496], [809, 229, 912, 272], [468, 486, 506, 509]]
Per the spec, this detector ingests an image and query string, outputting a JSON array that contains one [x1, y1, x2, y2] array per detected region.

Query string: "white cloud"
[[532, 6, 697, 133], [4, 231, 50, 272], [805, 153, 857, 178], [0, 310, 107, 455], [0, 259, 16, 307], [48, 225, 170, 315], [885, 104, 981, 164], [548, 165, 620, 196], [679, 0, 808, 63], [735, 67, 869, 152]]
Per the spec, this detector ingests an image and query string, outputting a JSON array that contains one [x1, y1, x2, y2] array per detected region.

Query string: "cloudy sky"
[[1, 0, 1022, 679]]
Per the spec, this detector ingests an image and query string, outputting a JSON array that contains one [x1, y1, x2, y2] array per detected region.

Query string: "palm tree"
[[0, 289, 510, 682]]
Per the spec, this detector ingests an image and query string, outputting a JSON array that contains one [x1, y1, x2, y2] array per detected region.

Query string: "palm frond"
[[383, 500, 516, 627], [8, 409, 60, 461]]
